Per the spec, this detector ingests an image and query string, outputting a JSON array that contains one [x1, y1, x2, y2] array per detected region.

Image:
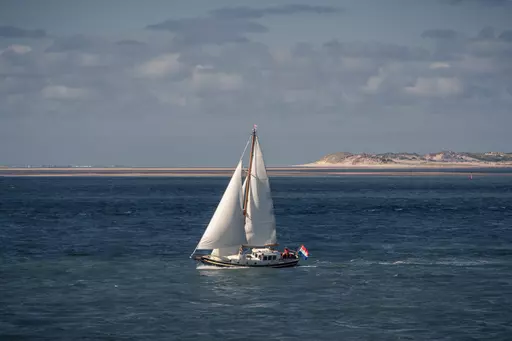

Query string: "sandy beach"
[[1, 166, 511, 177]]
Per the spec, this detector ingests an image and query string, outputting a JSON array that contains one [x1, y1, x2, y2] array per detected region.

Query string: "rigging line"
[[239, 133, 252, 162]]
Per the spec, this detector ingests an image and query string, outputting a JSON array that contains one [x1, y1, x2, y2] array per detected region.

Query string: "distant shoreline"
[[1, 166, 512, 177], [297, 163, 512, 168], [305, 151, 512, 168]]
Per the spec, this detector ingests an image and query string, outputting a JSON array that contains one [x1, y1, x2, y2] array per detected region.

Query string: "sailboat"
[[190, 126, 307, 268]]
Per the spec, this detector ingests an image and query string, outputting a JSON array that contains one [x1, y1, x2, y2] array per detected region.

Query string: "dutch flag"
[[298, 245, 309, 260]]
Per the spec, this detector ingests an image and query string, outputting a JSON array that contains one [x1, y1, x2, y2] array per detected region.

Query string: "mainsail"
[[194, 161, 247, 254], [243, 137, 277, 246]]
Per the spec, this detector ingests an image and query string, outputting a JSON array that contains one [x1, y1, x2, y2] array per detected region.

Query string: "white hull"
[[196, 247, 300, 268], [199, 255, 299, 268]]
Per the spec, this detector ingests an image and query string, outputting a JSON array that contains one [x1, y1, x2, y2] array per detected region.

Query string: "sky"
[[1, 0, 511, 166]]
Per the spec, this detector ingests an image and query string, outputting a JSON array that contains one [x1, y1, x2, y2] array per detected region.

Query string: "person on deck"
[[282, 248, 289, 259]]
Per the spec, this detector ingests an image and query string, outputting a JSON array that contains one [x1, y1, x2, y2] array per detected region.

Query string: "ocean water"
[[1, 175, 511, 340]]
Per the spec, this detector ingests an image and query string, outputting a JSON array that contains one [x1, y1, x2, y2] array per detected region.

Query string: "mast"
[[243, 125, 257, 217]]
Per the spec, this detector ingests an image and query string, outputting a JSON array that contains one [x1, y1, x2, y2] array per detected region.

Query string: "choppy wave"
[[347, 258, 506, 267]]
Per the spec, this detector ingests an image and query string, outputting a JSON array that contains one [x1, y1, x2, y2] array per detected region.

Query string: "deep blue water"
[[1, 176, 512, 340]]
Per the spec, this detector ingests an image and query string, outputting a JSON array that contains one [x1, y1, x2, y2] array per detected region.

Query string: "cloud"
[[0, 26, 46, 39], [421, 29, 467, 60], [41, 85, 91, 100], [361, 69, 385, 94], [116, 39, 146, 46], [323, 40, 430, 61], [146, 5, 341, 47], [1, 45, 32, 55], [210, 4, 341, 19], [146, 17, 266, 46], [190, 66, 243, 91], [0, 44, 40, 73], [421, 29, 458, 40], [499, 30, 512, 42], [45, 35, 98, 52], [442, 0, 511, 6], [430, 62, 451, 69], [2, 21, 511, 165], [477, 26, 496, 40], [2, 24, 509, 113], [404, 77, 464, 97], [135, 53, 182, 79], [467, 39, 512, 58]]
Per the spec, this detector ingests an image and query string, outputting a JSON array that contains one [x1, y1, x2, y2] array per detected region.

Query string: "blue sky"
[[1, 0, 511, 166]]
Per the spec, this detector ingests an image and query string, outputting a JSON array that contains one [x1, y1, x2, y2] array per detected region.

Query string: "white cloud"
[[195, 64, 214, 70], [404, 77, 463, 97], [41, 85, 90, 100], [190, 67, 243, 91], [429, 62, 451, 69], [362, 67, 386, 94], [77, 53, 104, 67], [135, 53, 181, 79], [271, 47, 292, 64], [2, 44, 32, 55], [456, 56, 498, 74], [340, 57, 376, 72], [362, 75, 383, 94], [467, 40, 512, 57]]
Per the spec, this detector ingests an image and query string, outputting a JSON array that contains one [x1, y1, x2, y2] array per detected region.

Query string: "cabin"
[[244, 248, 282, 262]]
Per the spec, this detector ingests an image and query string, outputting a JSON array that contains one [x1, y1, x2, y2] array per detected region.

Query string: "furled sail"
[[244, 137, 277, 246], [195, 161, 247, 252]]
